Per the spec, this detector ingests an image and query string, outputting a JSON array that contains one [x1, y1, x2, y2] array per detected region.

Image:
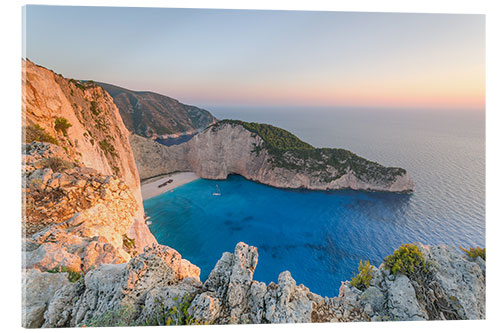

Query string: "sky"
[[24, 6, 485, 111]]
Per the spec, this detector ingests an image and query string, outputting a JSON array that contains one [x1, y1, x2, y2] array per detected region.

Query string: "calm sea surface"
[[144, 108, 485, 296]]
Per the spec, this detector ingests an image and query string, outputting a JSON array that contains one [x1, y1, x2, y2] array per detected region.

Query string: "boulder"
[[22, 269, 72, 328], [418, 244, 485, 319], [386, 274, 428, 320]]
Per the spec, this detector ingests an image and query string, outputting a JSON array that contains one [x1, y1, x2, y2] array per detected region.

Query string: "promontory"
[[130, 120, 414, 192]]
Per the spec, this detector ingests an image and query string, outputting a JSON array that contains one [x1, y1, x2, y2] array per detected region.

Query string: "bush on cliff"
[[90, 100, 101, 115], [86, 305, 138, 327], [122, 234, 138, 256], [460, 246, 485, 260], [142, 295, 202, 326], [25, 124, 58, 145], [39, 157, 74, 172], [383, 244, 428, 276], [86, 295, 207, 327], [54, 117, 72, 136], [47, 266, 81, 283], [99, 139, 117, 157], [350, 260, 373, 290]]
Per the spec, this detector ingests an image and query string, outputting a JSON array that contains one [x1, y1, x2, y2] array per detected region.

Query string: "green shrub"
[[25, 124, 58, 145], [384, 244, 428, 276], [69, 78, 85, 91], [54, 117, 72, 136], [86, 295, 208, 327], [47, 266, 81, 283], [90, 101, 101, 115], [99, 139, 117, 157], [460, 246, 485, 260], [350, 260, 373, 290], [39, 157, 74, 172], [86, 305, 139, 327], [141, 295, 206, 326], [122, 234, 137, 256]]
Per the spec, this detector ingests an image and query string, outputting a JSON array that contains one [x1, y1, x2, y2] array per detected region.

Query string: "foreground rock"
[[23, 242, 485, 327], [23, 142, 148, 271], [130, 121, 414, 192], [37, 244, 200, 327], [22, 141, 159, 327]]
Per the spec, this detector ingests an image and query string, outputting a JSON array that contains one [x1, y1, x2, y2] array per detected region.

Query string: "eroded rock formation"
[[130, 121, 414, 192], [26, 242, 484, 327]]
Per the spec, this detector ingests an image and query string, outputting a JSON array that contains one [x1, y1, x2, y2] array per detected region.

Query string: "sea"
[[143, 107, 485, 297]]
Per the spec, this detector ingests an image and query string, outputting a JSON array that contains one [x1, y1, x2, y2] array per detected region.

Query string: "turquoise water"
[[144, 109, 485, 296]]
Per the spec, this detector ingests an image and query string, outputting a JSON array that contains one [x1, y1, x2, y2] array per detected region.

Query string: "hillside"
[[97, 82, 217, 138]]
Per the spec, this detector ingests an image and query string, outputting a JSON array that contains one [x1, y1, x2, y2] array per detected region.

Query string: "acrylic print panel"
[[22, 5, 485, 328]]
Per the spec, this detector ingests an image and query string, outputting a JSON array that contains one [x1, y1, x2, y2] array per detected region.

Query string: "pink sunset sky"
[[25, 7, 485, 111]]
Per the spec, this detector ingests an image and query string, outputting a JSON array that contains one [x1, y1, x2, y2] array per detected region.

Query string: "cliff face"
[[22, 59, 155, 250], [131, 121, 414, 192], [29, 242, 484, 327], [129, 133, 191, 180], [97, 82, 217, 138]]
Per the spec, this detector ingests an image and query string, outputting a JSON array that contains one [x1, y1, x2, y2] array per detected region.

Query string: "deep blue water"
[[144, 108, 485, 297]]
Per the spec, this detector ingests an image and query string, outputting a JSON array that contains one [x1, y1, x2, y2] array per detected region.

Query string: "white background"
[[1, 1, 498, 332]]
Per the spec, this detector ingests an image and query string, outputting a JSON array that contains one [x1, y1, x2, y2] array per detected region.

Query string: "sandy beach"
[[140, 172, 200, 200]]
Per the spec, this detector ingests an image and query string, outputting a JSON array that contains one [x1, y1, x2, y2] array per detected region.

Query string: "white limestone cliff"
[[130, 122, 414, 192]]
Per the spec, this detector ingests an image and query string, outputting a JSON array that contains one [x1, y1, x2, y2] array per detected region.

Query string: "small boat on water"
[[145, 216, 152, 225], [212, 184, 221, 196]]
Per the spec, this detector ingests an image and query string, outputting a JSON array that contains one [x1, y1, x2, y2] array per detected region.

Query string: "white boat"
[[212, 184, 221, 196]]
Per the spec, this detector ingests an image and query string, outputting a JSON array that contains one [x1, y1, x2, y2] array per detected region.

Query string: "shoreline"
[[140, 172, 200, 200]]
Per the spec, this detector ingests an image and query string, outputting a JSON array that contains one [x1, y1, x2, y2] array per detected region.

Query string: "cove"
[[144, 174, 482, 297]]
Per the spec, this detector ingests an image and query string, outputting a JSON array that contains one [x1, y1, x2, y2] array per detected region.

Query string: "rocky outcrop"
[[23, 269, 73, 328], [22, 141, 149, 275], [131, 121, 414, 192], [97, 81, 217, 138], [23, 59, 155, 250], [37, 244, 200, 327], [27, 242, 484, 327]]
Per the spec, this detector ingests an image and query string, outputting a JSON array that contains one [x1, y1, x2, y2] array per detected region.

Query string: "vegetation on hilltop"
[[212, 119, 406, 184], [213, 119, 313, 150]]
